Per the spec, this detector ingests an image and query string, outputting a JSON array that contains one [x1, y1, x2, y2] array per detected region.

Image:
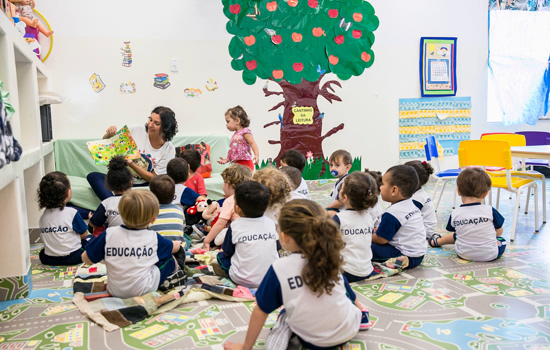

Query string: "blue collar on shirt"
[[460, 202, 482, 207]]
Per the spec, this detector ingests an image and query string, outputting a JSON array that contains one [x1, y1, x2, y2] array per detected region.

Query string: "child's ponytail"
[[106, 155, 133, 192], [341, 171, 378, 211], [37, 171, 71, 210], [279, 200, 345, 296], [405, 160, 434, 189]]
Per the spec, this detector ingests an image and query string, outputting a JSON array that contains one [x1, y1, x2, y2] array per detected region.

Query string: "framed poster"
[[420, 37, 457, 97]]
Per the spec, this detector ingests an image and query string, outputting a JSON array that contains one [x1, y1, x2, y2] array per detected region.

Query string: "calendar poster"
[[420, 37, 457, 97]]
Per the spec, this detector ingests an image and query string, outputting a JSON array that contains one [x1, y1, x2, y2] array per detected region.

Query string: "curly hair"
[[279, 199, 345, 296], [105, 156, 132, 193], [252, 168, 292, 209], [405, 160, 435, 190], [118, 190, 159, 229], [221, 163, 252, 189], [37, 172, 71, 210], [341, 172, 379, 211], [145, 106, 178, 141], [225, 106, 250, 128]]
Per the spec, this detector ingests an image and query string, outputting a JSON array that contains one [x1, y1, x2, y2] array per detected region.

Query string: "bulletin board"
[[399, 96, 471, 159], [419, 37, 457, 97]]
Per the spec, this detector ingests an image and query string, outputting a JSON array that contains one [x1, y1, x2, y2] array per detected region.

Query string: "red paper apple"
[[288, 0, 298, 6], [312, 27, 324, 37], [293, 62, 304, 72], [334, 35, 344, 44], [271, 35, 282, 45], [272, 70, 284, 79], [329, 55, 339, 65], [244, 35, 256, 46], [352, 30, 361, 39], [292, 33, 303, 42], [266, 1, 278, 11], [229, 4, 241, 14], [246, 60, 257, 70], [361, 52, 371, 62], [308, 0, 318, 8], [328, 9, 338, 18], [353, 12, 363, 22]]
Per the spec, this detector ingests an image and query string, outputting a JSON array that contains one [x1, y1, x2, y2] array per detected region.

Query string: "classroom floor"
[[0, 180, 549, 350]]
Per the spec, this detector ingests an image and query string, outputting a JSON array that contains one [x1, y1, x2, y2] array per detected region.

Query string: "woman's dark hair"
[[405, 160, 435, 190], [225, 106, 250, 128], [145, 106, 178, 141], [106, 156, 132, 193], [37, 171, 71, 210], [278, 199, 345, 297], [341, 172, 378, 211]]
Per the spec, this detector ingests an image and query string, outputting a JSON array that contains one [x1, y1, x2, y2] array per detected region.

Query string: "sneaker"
[[159, 269, 188, 293], [359, 310, 371, 330], [192, 224, 208, 238]]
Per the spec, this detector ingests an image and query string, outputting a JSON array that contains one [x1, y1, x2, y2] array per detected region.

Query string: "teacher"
[[87, 106, 178, 201]]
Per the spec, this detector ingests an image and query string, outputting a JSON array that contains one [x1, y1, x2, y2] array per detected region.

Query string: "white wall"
[[39, 0, 492, 172]]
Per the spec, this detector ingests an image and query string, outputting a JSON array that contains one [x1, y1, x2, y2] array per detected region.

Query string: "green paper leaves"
[[223, 0, 379, 84]]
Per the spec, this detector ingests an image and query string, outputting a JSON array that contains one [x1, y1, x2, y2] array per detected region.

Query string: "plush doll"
[[9, 0, 53, 37], [186, 199, 221, 229]]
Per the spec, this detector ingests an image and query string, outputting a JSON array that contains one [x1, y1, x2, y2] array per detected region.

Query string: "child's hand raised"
[[218, 157, 229, 165]]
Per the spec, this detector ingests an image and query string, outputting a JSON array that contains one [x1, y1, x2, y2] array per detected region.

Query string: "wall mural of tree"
[[221, 0, 379, 173]]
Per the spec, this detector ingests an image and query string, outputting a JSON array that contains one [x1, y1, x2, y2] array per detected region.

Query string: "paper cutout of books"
[[153, 73, 171, 90], [86, 125, 141, 166]]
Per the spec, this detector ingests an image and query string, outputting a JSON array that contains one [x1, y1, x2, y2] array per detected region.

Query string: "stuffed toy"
[[186, 199, 221, 229], [9, 0, 53, 37]]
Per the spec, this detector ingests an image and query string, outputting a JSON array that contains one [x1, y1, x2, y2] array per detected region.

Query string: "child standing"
[[252, 168, 292, 224], [372, 165, 426, 269], [217, 181, 279, 288], [180, 149, 207, 197], [405, 160, 437, 238], [333, 172, 379, 282], [166, 158, 205, 210], [38, 172, 92, 266], [280, 150, 310, 199], [218, 106, 260, 172], [88, 156, 133, 236], [224, 200, 370, 350], [326, 150, 353, 215], [82, 190, 184, 298], [202, 164, 252, 250], [429, 168, 506, 261]]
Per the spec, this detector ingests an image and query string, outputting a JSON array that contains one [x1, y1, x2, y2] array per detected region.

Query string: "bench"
[[54, 135, 230, 211]]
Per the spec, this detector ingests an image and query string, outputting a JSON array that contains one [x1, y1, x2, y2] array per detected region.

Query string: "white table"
[[511, 145, 549, 224]]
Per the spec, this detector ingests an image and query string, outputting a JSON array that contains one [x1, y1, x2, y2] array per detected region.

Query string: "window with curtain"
[[487, 3, 550, 125]]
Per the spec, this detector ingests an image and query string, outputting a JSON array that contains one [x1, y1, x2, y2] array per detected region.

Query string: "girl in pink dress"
[[218, 106, 259, 171]]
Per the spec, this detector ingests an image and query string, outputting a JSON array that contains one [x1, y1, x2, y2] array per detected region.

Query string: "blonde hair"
[[252, 168, 292, 208], [279, 200, 344, 296], [118, 190, 159, 229], [221, 164, 252, 189]]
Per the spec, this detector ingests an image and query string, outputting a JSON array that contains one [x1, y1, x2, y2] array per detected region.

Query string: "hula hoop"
[[33, 9, 53, 62]]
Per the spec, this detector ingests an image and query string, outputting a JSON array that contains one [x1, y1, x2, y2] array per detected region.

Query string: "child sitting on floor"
[[364, 168, 384, 227], [326, 150, 353, 216], [280, 150, 310, 199], [252, 167, 292, 224], [82, 190, 185, 298], [224, 199, 370, 350], [180, 149, 207, 197], [88, 156, 132, 236], [333, 172, 379, 282], [202, 164, 252, 250], [166, 158, 205, 210], [429, 168, 506, 261], [372, 165, 426, 269], [280, 166, 308, 200], [38, 172, 92, 266], [405, 160, 436, 238], [217, 181, 279, 288]]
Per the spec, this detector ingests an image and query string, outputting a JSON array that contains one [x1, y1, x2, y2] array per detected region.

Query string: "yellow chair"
[[480, 133, 546, 223], [458, 140, 539, 242]]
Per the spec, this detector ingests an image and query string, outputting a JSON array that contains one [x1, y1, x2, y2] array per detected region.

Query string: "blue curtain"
[[488, 11, 550, 125]]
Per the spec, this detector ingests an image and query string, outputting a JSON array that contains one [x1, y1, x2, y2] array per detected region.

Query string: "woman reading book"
[[86, 106, 179, 201]]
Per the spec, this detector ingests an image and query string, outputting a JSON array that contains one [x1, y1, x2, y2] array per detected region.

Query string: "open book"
[[86, 125, 140, 166]]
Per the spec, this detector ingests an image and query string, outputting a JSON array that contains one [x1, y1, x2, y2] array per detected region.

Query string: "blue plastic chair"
[[425, 136, 461, 212]]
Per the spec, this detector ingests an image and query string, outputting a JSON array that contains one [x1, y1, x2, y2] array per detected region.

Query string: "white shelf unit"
[[0, 13, 53, 293]]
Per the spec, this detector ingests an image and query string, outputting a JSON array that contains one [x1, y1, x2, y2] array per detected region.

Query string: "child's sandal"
[[428, 233, 442, 247]]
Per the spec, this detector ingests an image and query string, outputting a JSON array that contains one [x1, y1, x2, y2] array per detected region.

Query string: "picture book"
[[86, 125, 140, 166]]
